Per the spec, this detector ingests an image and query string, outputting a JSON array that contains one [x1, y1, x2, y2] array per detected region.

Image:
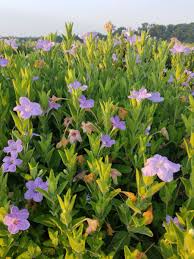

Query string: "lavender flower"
[[0, 58, 8, 67], [135, 55, 141, 64], [2, 154, 22, 173], [13, 97, 43, 119], [170, 44, 191, 54], [32, 76, 39, 81], [148, 92, 164, 103], [3, 139, 23, 156], [48, 101, 61, 112], [165, 215, 180, 226], [145, 125, 151, 135], [36, 39, 54, 51], [3, 206, 30, 234], [68, 81, 88, 93], [24, 177, 48, 202], [4, 39, 18, 49], [112, 53, 118, 62], [142, 154, 180, 182], [101, 135, 115, 148], [113, 39, 121, 47], [128, 88, 152, 101], [79, 95, 94, 109], [168, 75, 174, 83], [111, 116, 126, 130]]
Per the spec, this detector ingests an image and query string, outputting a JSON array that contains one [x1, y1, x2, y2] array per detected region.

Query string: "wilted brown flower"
[[81, 121, 96, 134], [160, 127, 169, 141], [34, 59, 45, 68], [85, 218, 99, 235], [118, 107, 128, 120], [83, 173, 95, 183], [77, 155, 85, 165], [64, 117, 73, 128], [143, 206, 153, 225], [104, 21, 115, 33], [56, 137, 69, 149], [68, 129, 82, 144], [50, 95, 64, 102], [110, 168, 121, 184], [106, 223, 114, 236], [121, 191, 137, 202]]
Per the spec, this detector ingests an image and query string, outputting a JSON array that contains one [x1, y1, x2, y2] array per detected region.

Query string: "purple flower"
[[48, 101, 61, 112], [170, 44, 191, 54], [148, 92, 164, 103], [142, 154, 181, 182], [68, 81, 88, 93], [0, 58, 8, 67], [168, 75, 174, 83], [3, 206, 30, 234], [113, 39, 121, 47], [112, 53, 118, 62], [32, 76, 39, 81], [13, 97, 43, 119], [124, 33, 139, 45], [128, 88, 152, 101], [24, 177, 48, 202], [2, 154, 22, 173], [4, 39, 18, 49], [3, 139, 23, 156], [79, 95, 94, 109], [36, 39, 54, 51], [165, 215, 179, 225], [111, 116, 126, 130], [145, 125, 151, 135], [135, 55, 141, 64], [101, 135, 115, 148]]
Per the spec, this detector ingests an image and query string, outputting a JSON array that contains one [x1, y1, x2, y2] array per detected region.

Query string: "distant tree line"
[[112, 23, 194, 43], [2, 22, 194, 43]]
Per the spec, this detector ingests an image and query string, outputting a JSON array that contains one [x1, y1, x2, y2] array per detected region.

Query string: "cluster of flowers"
[[2, 139, 23, 173], [128, 88, 164, 102], [3, 177, 48, 234], [36, 39, 55, 52]]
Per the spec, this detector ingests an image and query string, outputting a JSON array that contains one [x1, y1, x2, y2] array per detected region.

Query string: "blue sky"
[[0, 0, 194, 36]]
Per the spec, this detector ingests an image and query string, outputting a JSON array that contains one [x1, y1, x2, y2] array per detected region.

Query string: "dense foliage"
[[0, 23, 194, 258]]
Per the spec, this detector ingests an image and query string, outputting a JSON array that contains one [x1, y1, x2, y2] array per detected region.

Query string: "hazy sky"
[[0, 0, 194, 36]]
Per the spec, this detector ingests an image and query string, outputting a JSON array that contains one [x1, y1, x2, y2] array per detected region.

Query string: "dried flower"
[[85, 218, 99, 235], [128, 88, 152, 101], [68, 129, 82, 144], [110, 168, 121, 184], [143, 206, 153, 225], [81, 121, 96, 134]]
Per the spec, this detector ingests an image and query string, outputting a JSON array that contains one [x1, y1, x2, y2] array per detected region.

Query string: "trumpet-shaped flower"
[[142, 154, 180, 182], [101, 135, 115, 148], [3, 206, 30, 234], [13, 97, 43, 119], [128, 88, 151, 101], [0, 58, 8, 67], [24, 177, 48, 202], [3, 139, 23, 156], [111, 116, 126, 130], [2, 154, 22, 173], [79, 95, 94, 109]]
